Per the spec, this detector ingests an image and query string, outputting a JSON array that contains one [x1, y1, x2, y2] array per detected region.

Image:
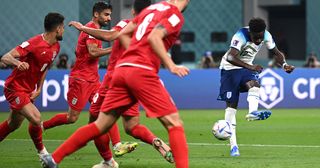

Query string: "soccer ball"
[[212, 120, 232, 140]]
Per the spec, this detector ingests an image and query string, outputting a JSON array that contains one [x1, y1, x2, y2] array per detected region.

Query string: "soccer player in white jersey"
[[217, 18, 295, 157]]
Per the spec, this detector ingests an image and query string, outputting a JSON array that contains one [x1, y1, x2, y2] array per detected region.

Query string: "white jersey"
[[220, 27, 276, 70]]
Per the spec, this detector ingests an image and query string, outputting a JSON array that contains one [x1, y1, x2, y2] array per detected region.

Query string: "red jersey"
[[70, 21, 102, 82], [107, 19, 130, 73], [117, 1, 184, 73], [5, 34, 60, 93]]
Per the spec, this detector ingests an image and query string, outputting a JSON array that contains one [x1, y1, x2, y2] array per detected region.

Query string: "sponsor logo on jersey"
[[259, 69, 284, 109]]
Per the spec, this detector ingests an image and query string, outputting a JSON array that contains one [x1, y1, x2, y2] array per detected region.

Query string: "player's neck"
[[43, 32, 57, 45], [91, 19, 101, 29], [167, 0, 185, 12]]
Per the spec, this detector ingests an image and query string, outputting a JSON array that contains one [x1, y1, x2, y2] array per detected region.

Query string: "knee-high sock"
[[225, 107, 237, 148], [108, 124, 121, 146], [94, 133, 112, 161], [0, 120, 12, 142], [52, 123, 101, 163], [168, 126, 188, 168], [28, 123, 44, 152], [247, 87, 260, 113], [42, 113, 68, 130], [130, 124, 156, 145]]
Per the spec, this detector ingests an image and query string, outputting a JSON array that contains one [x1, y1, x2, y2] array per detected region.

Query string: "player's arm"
[[69, 21, 118, 41], [148, 24, 189, 77], [270, 46, 295, 73], [226, 48, 263, 73], [87, 43, 112, 58], [30, 69, 48, 100], [1, 48, 29, 71], [118, 21, 136, 49]]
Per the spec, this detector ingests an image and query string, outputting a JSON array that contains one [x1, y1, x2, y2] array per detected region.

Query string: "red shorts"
[[4, 88, 31, 110], [100, 67, 177, 118], [67, 77, 100, 112], [89, 72, 139, 117]]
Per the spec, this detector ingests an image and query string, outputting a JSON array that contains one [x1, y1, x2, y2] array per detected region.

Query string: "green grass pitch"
[[0, 109, 320, 168]]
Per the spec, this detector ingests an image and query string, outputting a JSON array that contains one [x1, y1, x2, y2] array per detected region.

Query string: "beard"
[[56, 35, 63, 41], [98, 20, 108, 27]]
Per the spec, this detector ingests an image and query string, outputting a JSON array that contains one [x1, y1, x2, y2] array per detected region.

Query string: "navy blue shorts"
[[217, 68, 259, 103]]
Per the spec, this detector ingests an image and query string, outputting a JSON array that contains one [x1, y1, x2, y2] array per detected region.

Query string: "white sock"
[[113, 142, 122, 150], [39, 147, 48, 155], [225, 107, 237, 148], [247, 87, 260, 113]]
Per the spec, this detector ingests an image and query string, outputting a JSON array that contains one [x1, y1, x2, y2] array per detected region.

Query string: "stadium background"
[[1, 1, 320, 168], [1, 0, 320, 67]]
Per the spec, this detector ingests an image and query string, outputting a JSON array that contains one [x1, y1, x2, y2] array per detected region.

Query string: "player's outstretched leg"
[[246, 87, 272, 121], [225, 107, 240, 157], [152, 138, 174, 163], [245, 110, 272, 121]]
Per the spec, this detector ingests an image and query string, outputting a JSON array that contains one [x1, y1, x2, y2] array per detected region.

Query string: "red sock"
[[108, 124, 121, 146], [130, 124, 156, 145], [43, 113, 68, 130], [94, 133, 112, 161], [169, 126, 188, 168], [28, 123, 44, 151], [52, 123, 101, 163], [0, 120, 12, 141]]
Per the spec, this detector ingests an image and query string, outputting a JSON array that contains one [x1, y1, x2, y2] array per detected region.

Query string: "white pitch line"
[[5, 139, 320, 148]]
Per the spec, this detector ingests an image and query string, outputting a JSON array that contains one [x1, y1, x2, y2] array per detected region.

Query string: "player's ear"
[[94, 11, 99, 18]]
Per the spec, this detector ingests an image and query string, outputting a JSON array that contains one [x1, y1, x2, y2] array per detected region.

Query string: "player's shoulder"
[[263, 30, 273, 41], [85, 21, 97, 28], [233, 27, 250, 42]]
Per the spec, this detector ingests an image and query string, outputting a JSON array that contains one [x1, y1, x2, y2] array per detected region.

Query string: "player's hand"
[[250, 64, 263, 73], [30, 90, 41, 101], [283, 64, 295, 73], [68, 21, 83, 31], [169, 65, 190, 77], [17, 62, 29, 71]]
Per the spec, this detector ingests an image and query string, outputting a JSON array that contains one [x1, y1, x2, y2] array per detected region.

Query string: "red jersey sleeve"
[[86, 34, 100, 45], [15, 40, 34, 58], [112, 20, 130, 32], [158, 11, 183, 35]]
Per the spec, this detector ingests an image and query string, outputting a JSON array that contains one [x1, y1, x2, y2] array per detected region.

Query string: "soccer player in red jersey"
[[41, 1, 190, 168], [69, 0, 175, 165], [0, 12, 64, 161]]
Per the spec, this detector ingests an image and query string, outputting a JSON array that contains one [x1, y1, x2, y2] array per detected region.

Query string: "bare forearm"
[[1, 52, 21, 67], [273, 50, 286, 66], [82, 27, 118, 41], [89, 47, 112, 58], [149, 35, 175, 69]]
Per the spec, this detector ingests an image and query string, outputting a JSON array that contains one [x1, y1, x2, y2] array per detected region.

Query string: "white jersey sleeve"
[[230, 30, 247, 51], [264, 30, 276, 50]]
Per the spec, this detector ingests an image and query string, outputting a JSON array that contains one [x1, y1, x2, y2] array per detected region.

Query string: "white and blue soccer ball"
[[212, 120, 232, 140]]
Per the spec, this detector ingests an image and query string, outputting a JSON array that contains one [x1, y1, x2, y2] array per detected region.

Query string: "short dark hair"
[[44, 12, 65, 32], [249, 18, 266, 33], [134, 0, 151, 14], [92, 1, 112, 16]]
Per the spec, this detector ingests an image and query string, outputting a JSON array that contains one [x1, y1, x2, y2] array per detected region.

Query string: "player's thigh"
[[218, 69, 241, 103], [4, 89, 31, 111], [240, 69, 260, 89], [20, 103, 41, 125], [128, 71, 177, 118], [67, 78, 97, 112]]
